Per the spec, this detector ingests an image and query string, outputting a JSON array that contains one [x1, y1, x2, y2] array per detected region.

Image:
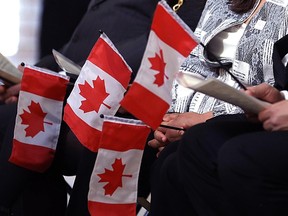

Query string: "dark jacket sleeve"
[[273, 34, 288, 90]]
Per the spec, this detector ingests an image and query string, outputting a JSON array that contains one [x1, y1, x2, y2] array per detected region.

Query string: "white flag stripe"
[[88, 148, 143, 204], [14, 91, 62, 149], [103, 115, 147, 127], [134, 31, 184, 103], [67, 61, 126, 130], [100, 33, 133, 73]]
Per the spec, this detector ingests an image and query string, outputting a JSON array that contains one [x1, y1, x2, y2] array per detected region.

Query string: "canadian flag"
[[63, 33, 132, 152], [88, 115, 150, 216], [120, 0, 199, 129], [9, 65, 69, 172]]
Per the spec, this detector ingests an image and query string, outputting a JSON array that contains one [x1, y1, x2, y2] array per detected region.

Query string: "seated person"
[[0, 0, 207, 215], [0, 0, 160, 215], [148, 0, 288, 155], [150, 82, 288, 216]]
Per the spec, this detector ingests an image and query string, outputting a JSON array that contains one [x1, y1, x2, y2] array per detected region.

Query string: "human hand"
[[148, 111, 212, 149], [244, 83, 284, 122], [258, 100, 288, 131], [0, 83, 21, 104], [147, 113, 180, 149], [245, 83, 284, 103], [0, 63, 24, 104]]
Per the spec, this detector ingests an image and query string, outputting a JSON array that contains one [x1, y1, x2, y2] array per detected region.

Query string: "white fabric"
[[207, 23, 247, 60], [280, 90, 288, 100]]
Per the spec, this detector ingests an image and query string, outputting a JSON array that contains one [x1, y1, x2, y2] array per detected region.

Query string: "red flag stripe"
[[151, 3, 198, 57], [9, 139, 55, 173], [120, 82, 170, 130], [63, 104, 101, 152], [88, 37, 131, 88], [88, 202, 136, 216], [99, 121, 150, 152], [21, 67, 69, 101]]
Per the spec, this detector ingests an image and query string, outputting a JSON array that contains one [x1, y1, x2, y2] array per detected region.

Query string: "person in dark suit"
[[149, 34, 288, 216], [39, 0, 90, 58], [150, 82, 288, 216], [0, 1, 159, 215], [0, 0, 207, 215]]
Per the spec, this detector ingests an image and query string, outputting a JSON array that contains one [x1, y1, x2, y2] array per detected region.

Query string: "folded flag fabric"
[[9, 65, 69, 172], [88, 115, 150, 216], [120, 0, 199, 130], [63, 33, 132, 152]]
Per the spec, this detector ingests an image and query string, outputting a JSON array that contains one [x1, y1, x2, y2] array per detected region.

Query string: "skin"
[[148, 111, 212, 151], [246, 83, 288, 131], [149, 83, 288, 155], [0, 84, 21, 104], [0, 64, 24, 104]]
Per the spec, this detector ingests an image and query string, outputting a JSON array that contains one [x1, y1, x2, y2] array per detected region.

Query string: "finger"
[[165, 129, 184, 142], [17, 62, 25, 73], [6, 84, 21, 98], [5, 96, 18, 104], [153, 129, 167, 143], [163, 113, 178, 122], [148, 139, 164, 149], [117, 106, 128, 114], [262, 120, 273, 131], [156, 147, 165, 157], [0, 85, 5, 93], [258, 109, 271, 123]]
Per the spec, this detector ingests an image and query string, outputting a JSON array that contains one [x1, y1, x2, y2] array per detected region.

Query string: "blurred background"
[[0, 0, 89, 68], [0, 0, 90, 188], [0, 0, 41, 66]]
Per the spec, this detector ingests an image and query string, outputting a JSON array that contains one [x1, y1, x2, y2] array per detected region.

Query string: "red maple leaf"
[[20, 101, 51, 138], [78, 76, 111, 113], [148, 49, 168, 87], [97, 158, 132, 196]]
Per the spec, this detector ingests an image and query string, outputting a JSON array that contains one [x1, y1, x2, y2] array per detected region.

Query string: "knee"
[[218, 138, 249, 179], [178, 123, 208, 158]]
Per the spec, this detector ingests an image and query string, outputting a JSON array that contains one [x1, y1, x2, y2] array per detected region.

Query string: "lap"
[[219, 130, 288, 180], [178, 114, 263, 166]]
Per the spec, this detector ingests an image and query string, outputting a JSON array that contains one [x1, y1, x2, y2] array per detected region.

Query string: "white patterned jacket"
[[170, 0, 288, 116]]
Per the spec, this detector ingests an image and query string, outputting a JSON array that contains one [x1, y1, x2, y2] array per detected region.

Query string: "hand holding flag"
[[88, 115, 150, 216], [63, 33, 132, 152], [120, 0, 199, 130], [9, 65, 69, 172]]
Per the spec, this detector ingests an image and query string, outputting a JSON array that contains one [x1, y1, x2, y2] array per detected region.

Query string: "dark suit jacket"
[[39, 0, 90, 58], [16, 1, 208, 215], [36, 0, 207, 81], [36, 0, 159, 79], [273, 34, 288, 90]]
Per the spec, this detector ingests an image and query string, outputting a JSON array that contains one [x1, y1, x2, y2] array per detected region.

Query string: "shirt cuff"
[[280, 90, 288, 100]]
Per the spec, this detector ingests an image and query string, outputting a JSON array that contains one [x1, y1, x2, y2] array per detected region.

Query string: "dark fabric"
[[0, 103, 69, 215], [218, 129, 288, 216], [0, 0, 160, 214], [150, 141, 197, 216], [150, 114, 288, 216], [36, 0, 160, 75], [62, 0, 207, 215], [0, 103, 32, 208], [0, 103, 17, 145], [65, 148, 97, 216], [171, 0, 206, 31], [39, 0, 90, 58], [36, 0, 207, 75], [273, 34, 288, 90], [0, 0, 207, 214]]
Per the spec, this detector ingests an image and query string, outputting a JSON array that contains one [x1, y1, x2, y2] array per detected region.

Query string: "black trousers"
[[0, 103, 157, 215], [0, 103, 83, 215], [150, 114, 288, 216]]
